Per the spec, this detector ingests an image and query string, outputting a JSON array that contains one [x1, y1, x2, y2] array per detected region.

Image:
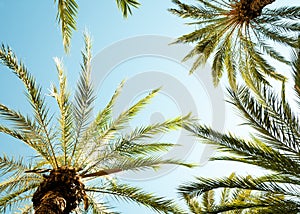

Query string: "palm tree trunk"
[[34, 191, 66, 214], [230, 0, 276, 21]]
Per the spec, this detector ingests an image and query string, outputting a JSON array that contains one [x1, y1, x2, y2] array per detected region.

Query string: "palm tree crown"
[[179, 47, 300, 213], [0, 34, 193, 213], [170, 0, 300, 92]]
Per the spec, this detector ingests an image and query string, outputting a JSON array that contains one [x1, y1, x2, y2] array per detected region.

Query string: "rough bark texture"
[[229, 0, 276, 23], [34, 191, 66, 214], [33, 166, 88, 214]]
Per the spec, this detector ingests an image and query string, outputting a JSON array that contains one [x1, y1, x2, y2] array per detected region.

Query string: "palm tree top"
[[170, 0, 300, 92], [0, 34, 194, 213]]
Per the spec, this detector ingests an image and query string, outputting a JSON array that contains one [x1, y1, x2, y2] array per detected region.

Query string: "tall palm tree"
[[55, 0, 140, 52], [0, 34, 193, 213], [179, 47, 300, 213], [170, 0, 300, 92]]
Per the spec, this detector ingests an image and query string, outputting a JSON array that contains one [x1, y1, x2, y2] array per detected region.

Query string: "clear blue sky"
[[0, 0, 299, 213]]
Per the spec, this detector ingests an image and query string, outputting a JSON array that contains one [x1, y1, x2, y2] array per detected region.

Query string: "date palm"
[[0, 34, 193, 213], [170, 0, 300, 92], [180, 47, 300, 213], [55, 0, 140, 52]]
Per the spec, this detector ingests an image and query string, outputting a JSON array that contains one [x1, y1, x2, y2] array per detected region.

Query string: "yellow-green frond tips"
[[55, 0, 78, 52], [116, 0, 140, 18]]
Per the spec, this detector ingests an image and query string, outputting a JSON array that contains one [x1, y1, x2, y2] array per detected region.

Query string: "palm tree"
[[0, 34, 194, 213], [170, 0, 300, 92], [179, 47, 300, 213], [55, 0, 140, 52]]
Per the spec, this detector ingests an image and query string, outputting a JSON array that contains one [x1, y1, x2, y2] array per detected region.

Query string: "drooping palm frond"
[[86, 181, 184, 214], [55, 0, 78, 52], [0, 45, 58, 168], [170, 0, 299, 89], [116, 0, 140, 18], [0, 34, 193, 213]]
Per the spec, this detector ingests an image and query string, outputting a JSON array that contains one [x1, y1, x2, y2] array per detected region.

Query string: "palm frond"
[[55, 0, 78, 52], [82, 156, 195, 178], [0, 155, 31, 178], [115, 0, 140, 18], [71, 33, 95, 162], [84, 194, 116, 214], [0, 44, 57, 167], [87, 182, 185, 214], [51, 57, 73, 166]]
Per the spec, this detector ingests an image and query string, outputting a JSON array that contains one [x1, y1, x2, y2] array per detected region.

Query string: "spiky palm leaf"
[[54, 0, 140, 52], [180, 47, 300, 212], [170, 0, 300, 90], [181, 173, 288, 214], [0, 34, 193, 213]]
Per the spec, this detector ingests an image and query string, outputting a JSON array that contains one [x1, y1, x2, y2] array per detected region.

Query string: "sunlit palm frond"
[[50, 57, 74, 166], [71, 33, 95, 161], [0, 44, 57, 167], [55, 0, 78, 52], [87, 181, 184, 214]]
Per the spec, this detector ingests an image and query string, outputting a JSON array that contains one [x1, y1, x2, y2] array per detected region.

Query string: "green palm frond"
[[0, 184, 38, 213], [71, 33, 95, 161], [0, 44, 58, 168], [55, 0, 78, 52], [0, 36, 193, 212], [82, 156, 195, 178], [179, 174, 300, 213], [170, 0, 298, 89], [87, 181, 184, 214], [182, 43, 300, 213], [83, 195, 115, 214], [292, 42, 300, 103], [51, 57, 74, 165], [116, 0, 140, 18]]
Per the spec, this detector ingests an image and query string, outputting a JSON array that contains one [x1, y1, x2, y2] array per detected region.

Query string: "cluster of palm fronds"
[[170, 0, 300, 92], [2, 0, 300, 213], [179, 46, 300, 213], [0, 34, 194, 213]]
